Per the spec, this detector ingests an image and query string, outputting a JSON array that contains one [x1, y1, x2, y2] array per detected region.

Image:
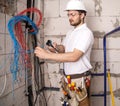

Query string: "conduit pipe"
[[103, 26, 120, 106]]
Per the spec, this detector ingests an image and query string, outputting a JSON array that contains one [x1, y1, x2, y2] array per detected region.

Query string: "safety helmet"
[[65, 0, 86, 12]]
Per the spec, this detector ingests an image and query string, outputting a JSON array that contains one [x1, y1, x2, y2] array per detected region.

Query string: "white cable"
[[0, 73, 7, 97]]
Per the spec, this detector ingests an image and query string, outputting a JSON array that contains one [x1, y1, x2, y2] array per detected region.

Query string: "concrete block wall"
[[0, 0, 28, 106], [0, 0, 120, 106], [43, 0, 120, 106]]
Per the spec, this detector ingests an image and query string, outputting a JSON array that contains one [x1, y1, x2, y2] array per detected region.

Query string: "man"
[[34, 0, 94, 106]]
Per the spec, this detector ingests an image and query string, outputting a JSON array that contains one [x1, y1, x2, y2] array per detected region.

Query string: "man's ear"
[[80, 13, 85, 19]]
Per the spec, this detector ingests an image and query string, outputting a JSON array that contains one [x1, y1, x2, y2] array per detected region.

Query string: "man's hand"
[[34, 47, 50, 59], [47, 42, 58, 53]]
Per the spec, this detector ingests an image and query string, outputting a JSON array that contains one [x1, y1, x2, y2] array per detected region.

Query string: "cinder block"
[[106, 37, 120, 49], [106, 50, 120, 62], [91, 49, 120, 62], [91, 95, 116, 106], [47, 73, 62, 87], [0, 54, 12, 74], [101, 0, 120, 16], [44, 73, 51, 87], [44, 0, 59, 18], [60, 0, 69, 17], [0, 85, 28, 106], [91, 50, 104, 62], [92, 37, 99, 49], [86, 17, 119, 35], [98, 38, 103, 49], [43, 63, 63, 87], [44, 72, 62, 88], [5, 35, 13, 54], [113, 98, 120, 106], [44, 17, 72, 35], [91, 92, 119, 106], [17, 0, 27, 13], [91, 76, 104, 94], [92, 0, 102, 16], [99, 37, 120, 49], [0, 35, 5, 54], [107, 95, 120, 106], [0, 13, 5, 33], [44, 91, 63, 106], [6, 15, 12, 34], [107, 63, 120, 74], [91, 97, 104, 106], [116, 78, 120, 89], [91, 61, 104, 73], [84, 0, 95, 16], [0, 71, 25, 97], [44, 62, 60, 74], [91, 62, 120, 74]]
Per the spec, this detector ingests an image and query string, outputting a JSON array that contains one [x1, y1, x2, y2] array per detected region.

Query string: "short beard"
[[70, 20, 82, 26]]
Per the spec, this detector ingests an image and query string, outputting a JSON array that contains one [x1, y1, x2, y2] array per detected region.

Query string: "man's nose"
[[68, 15, 73, 20]]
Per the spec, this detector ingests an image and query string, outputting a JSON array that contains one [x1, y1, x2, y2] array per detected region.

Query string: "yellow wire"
[[108, 70, 115, 106]]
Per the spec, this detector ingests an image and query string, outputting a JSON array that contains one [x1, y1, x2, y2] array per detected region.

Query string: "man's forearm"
[[46, 52, 75, 62], [46, 49, 83, 62]]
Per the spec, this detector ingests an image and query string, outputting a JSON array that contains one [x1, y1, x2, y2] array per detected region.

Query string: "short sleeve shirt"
[[63, 23, 94, 75]]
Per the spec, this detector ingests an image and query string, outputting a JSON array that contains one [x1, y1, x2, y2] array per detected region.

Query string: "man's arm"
[[34, 47, 84, 62]]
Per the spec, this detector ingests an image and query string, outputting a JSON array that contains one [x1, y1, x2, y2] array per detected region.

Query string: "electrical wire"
[[17, 7, 42, 28], [15, 8, 42, 70], [7, 15, 38, 81], [22, 2, 45, 106], [24, 2, 47, 106], [13, 4, 45, 106]]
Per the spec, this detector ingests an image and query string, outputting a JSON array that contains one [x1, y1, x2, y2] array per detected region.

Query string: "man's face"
[[67, 10, 83, 27]]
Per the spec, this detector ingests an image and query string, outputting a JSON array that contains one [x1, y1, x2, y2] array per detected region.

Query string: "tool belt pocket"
[[60, 76, 87, 103], [75, 87, 87, 101]]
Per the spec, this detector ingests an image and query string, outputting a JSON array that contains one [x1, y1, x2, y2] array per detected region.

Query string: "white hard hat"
[[65, 0, 86, 11]]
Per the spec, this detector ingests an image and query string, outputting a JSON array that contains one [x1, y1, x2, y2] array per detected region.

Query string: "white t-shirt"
[[63, 23, 94, 75]]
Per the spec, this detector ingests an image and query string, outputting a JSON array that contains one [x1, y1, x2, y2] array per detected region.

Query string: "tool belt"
[[64, 71, 91, 79], [60, 71, 91, 106]]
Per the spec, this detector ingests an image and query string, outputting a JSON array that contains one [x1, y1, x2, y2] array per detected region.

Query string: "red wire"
[[17, 7, 42, 27], [15, 24, 31, 68], [15, 23, 27, 50], [14, 8, 42, 69]]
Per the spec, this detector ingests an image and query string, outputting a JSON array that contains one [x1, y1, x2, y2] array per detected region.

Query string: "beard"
[[69, 19, 82, 26]]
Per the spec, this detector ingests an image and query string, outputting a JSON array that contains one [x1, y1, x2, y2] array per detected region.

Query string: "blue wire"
[[7, 15, 38, 81]]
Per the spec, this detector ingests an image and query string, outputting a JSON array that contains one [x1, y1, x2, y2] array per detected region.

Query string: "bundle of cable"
[[8, 15, 39, 81]]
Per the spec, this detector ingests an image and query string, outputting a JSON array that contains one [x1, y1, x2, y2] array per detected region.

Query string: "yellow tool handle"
[[108, 70, 115, 106]]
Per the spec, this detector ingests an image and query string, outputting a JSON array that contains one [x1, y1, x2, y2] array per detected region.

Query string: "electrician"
[[34, 0, 94, 106]]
